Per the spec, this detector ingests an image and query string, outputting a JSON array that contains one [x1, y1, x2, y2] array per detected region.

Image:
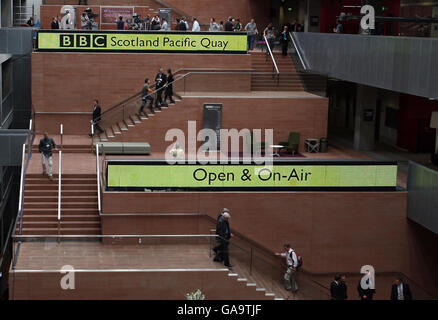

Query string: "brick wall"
[[100, 190, 438, 296], [32, 52, 251, 134], [107, 96, 328, 153]]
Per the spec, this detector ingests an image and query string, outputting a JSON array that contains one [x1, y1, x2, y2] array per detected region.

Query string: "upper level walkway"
[[292, 32, 438, 100]]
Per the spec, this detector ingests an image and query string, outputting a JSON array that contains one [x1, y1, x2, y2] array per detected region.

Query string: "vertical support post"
[[57, 150, 62, 242], [27, 119, 33, 155], [96, 143, 101, 214], [17, 144, 26, 233], [60, 124, 63, 152], [90, 122, 94, 148], [250, 248, 253, 276]]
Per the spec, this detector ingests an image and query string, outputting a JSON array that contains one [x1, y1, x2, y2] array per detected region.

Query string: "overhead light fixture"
[[288, 8, 292, 12]]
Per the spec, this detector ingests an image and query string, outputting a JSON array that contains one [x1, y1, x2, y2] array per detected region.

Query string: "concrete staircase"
[[17, 173, 101, 236], [32, 145, 92, 154], [250, 51, 304, 91], [95, 97, 182, 143]]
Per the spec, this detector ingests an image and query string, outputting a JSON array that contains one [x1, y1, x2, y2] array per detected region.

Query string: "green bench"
[[94, 142, 151, 155]]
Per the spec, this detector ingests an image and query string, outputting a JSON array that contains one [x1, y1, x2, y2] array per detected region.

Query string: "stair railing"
[[57, 124, 63, 240], [91, 74, 190, 136], [289, 32, 308, 71], [11, 115, 36, 270], [96, 143, 101, 215], [263, 34, 280, 86]]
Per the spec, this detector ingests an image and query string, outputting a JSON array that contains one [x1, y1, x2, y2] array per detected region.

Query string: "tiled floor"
[[14, 241, 221, 271], [181, 91, 324, 99]]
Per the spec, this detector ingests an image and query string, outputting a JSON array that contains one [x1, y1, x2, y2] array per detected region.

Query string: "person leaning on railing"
[[275, 244, 299, 293]]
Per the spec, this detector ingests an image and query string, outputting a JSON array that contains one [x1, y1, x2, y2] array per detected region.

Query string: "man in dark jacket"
[[116, 16, 124, 30], [91, 99, 104, 136], [213, 211, 233, 268], [330, 274, 342, 300], [339, 274, 348, 300], [225, 17, 234, 31], [154, 67, 167, 109], [138, 78, 154, 116], [330, 274, 348, 300], [213, 208, 228, 261], [391, 278, 412, 300], [39, 132, 57, 180]]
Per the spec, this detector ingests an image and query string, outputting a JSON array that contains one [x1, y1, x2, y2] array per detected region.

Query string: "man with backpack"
[[275, 244, 300, 293]]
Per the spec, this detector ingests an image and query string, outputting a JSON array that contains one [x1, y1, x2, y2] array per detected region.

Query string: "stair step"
[[18, 228, 101, 235], [265, 293, 276, 297], [22, 208, 99, 215], [24, 196, 98, 203], [24, 202, 97, 209], [26, 184, 96, 190], [18, 221, 101, 227], [25, 191, 97, 196], [27, 174, 95, 178], [27, 178, 96, 184], [256, 288, 266, 291], [22, 215, 100, 222]]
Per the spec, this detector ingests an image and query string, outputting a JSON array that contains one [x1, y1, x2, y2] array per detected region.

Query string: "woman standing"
[[280, 26, 289, 56], [164, 69, 176, 104], [234, 19, 242, 32]]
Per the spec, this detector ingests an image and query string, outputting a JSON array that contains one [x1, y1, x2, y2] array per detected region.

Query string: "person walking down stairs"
[[39, 132, 58, 181]]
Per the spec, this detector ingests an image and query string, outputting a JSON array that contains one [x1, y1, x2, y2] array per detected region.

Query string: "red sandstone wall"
[[10, 270, 269, 300], [108, 96, 329, 153], [32, 52, 251, 134], [100, 190, 438, 296]]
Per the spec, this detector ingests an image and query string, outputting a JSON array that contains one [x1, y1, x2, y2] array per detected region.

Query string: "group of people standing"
[[330, 274, 413, 300], [117, 15, 171, 31], [138, 68, 175, 117]]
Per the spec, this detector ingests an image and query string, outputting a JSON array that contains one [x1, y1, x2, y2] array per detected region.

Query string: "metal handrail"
[[11, 116, 36, 270], [96, 143, 101, 214], [263, 34, 280, 75], [289, 32, 308, 71], [57, 124, 63, 238], [92, 73, 190, 128], [94, 69, 282, 130]]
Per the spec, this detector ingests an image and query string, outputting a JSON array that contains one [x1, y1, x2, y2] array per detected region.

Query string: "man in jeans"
[[276, 244, 299, 293], [39, 132, 57, 180], [138, 78, 154, 116], [244, 19, 258, 51]]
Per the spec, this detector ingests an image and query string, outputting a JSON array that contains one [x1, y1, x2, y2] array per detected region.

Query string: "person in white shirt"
[[168, 142, 185, 160], [209, 18, 219, 32], [391, 277, 412, 300], [161, 18, 169, 31], [275, 244, 299, 293], [192, 17, 200, 32]]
